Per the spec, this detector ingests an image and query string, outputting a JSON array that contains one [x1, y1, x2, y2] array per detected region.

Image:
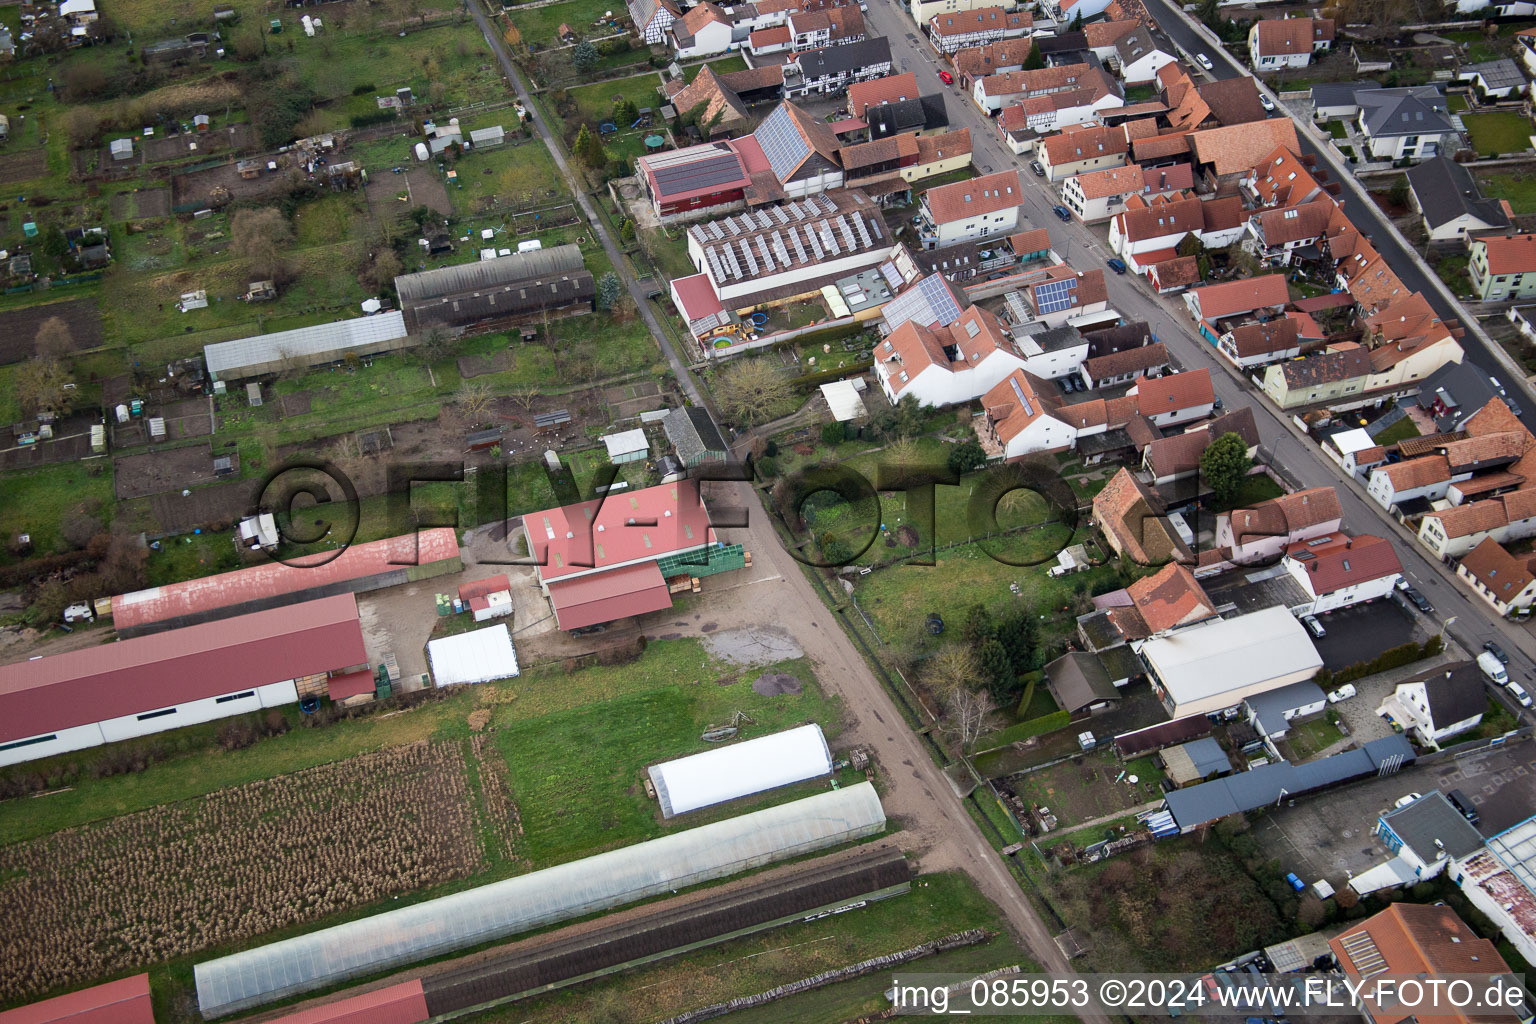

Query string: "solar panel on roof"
[[790, 231, 807, 264], [736, 241, 754, 277], [853, 215, 872, 249], [1009, 376, 1034, 417], [725, 246, 743, 280], [650, 153, 747, 198], [724, 217, 741, 236], [821, 223, 839, 255], [773, 234, 791, 266], [816, 193, 836, 211], [806, 225, 824, 261], [707, 249, 727, 282], [1034, 277, 1079, 315], [757, 237, 774, 272], [757, 105, 812, 183], [756, 210, 772, 228], [837, 216, 856, 250], [772, 206, 789, 224], [710, 221, 724, 240], [880, 262, 904, 291]]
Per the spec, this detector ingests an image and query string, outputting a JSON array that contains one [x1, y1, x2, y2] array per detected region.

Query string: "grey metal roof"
[[1309, 81, 1382, 109], [1183, 736, 1233, 777], [1405, 156, 1510, 233], [204, 311, 407, 379], [1380, 789, 1484, 857], [1044, 651, 1121, 713], [794, 36, 891, 79], [1461, 58, 1524, 92], [1244, 680, 1325, 737], [1358, 86, 1452, 137], [1414, 358, 1518, 432], [407, 270, 595, 331], [394, 245, 586, 306], [1417, 662, 1490, 730], [663, 406, 728, 462]]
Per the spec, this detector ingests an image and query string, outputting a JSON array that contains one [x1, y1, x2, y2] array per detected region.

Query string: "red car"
[[938, 70, 954, 84]]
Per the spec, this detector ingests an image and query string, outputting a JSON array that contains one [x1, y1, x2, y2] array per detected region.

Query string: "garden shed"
[[601, 428, 649, 464]]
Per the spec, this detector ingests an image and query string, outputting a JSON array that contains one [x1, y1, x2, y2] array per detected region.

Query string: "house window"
[[215, 691, 257, 704]]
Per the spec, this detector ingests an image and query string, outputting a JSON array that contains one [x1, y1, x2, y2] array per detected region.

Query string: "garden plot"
[[364, 166, 453, 217], [0, 299, 103, 365], [0, 741, 486, 1004], [113, 444, 218, 500], [109, 187, 173, 221], [0, 148, 46, 185]]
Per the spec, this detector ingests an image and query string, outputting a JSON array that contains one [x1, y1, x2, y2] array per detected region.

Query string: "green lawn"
[[566, 72, 667, 125], [1463, 111, 1535, 157], [1326, 120, 1348, 139], [685, 54, 748, 81], [1436, 252, 1472, 298], [509, 0, 627, 46], [1374, 415, 1421, 445], [1214, 473, 1285, 512], [0, 461, 115, 565], [1284, 715, 1345, 760], [1449, 92, 1471, 113], [1478, 171, 1536, 215]]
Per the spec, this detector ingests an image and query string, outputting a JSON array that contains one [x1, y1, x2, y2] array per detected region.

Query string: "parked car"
[[1302, 614, 1326, 639], [1029, 160, 1045, 177], [1327, 684, 1357, 703], [1106, 257, 1127, 275], [1259, 93, 1275, 112], [1394, 793, 1423, 809], [1053, 204, 1072, 222], [1447, 788, 1481, 826], [1403, 587, 1433, 614], [1478, 650, 1509, 686], [1196, 52, 1214, 71], [1213, 396, 1224, 411], [1484, 640, 1510, 665], [1510, 680, 1533, 708], [1394, 577, 1412, 592], [938, 70, 954, 84]]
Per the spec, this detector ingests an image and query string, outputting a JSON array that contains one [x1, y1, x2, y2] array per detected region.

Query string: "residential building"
[[1245, 680, 1326, 744], [953, 36, 1042, 88], [748, 24, 794, 55], [867, 94, 952, 139], [926, 6, 1031, 56], [848, 71, 918, 117], [1142, 606, 1323, 719], [1330, 903, 1519, 1024], [629, 0, 681, 44], [1043, 652, 1124, 714], [663, 65, 751, 138], [1383, 664, 1489, 747], [682, 191, 890, 309], [917, 168, 1025, 249], [1133, 367, 1214, 427], [1216, 486, 1344, 566], [1370, 792, 1486, 881], [1022, 264, 1110, 328], [1141, 408, 1260, 485], [978, 369, 1079, 457], [873, 303, 1045, 406], [670, 2, 734, 58], [1080, 340, 1169, 389], [1282, 532, 1402, 614], [1108, 195, 1207, 269], [1246, 196, 1336, 268], [1146, 255, 1201, 295], [1247, 16, 1334, 70], [1457, 58, 1525, 100], [1218, 318, 1302, 369], [909, 0, 1009, 28], [1084, 18, 1139, 61], [1360, 292, 1466, 394], [1038, 123, 1129, 183], [522, 480, 747, 630], [1418, 360, 1527, 432], [1262, 345, 1373, 410], [1102, 563, 1220, 643], [1187, 118, 1300, 191], [1457, 536, 1536, 615], [1470, 234, 1536, 302], [1044, 0, 1113, 26], [1356, 87, 1456, 162], [1309, 81, 1382, 121], [1406, 156, 1513, 244], [1184, 274, 1289, 325], [904, 129, 974, 183], [1109, 25, 1179, 85], [1367, 454, 1453, 512], [786, 5, 864, 49], [1418, 489, 1536, 559], [1094, 466, 1193, 565], [970, 62, 1108, 118], [992, 76, 1125, 136], [746, 100, 845, 198], [783, 37, 893, 97], [1242, 145, 1330, 209]]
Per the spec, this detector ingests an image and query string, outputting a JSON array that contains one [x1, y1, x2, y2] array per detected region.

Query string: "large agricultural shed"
[[1141, 606, 1324, 718], [259, 980, 430, 1024], [393, 245, 595, 334], [110, 528, 461, 636], [521, 480, 748, 630], [203, 311, 409, 383], [0, 595, 367, 768], [194, 783, 887, 1017], [0, 973, 155, 1024], [648, 723, 833, 817]]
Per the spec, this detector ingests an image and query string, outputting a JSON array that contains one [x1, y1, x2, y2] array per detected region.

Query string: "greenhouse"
[[194, 783, 885, 1017], [648, 723, 833, 818]]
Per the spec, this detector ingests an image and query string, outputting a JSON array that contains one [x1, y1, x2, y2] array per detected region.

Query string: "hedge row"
[[980, 709, 1071, 751], [1314, 635, 1443, 689]]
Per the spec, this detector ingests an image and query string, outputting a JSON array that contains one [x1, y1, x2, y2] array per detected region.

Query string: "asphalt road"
[[862, 0, 1536, 689]]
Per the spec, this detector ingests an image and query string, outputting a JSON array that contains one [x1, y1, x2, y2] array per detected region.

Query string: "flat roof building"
[[1141, 605, 1323, 718]]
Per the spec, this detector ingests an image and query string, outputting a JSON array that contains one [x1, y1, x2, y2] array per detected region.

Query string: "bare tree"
[[924, 645, 980, 701], [34, 317, 75, 361], [231, 208, 296, 283], [15, 357, 75, 418], [942, 686, 999, 753], [714, 357, 793, 425], [507, 385, 540, 411], [455, 380, 493, 416], [884, 435, 921, 487]]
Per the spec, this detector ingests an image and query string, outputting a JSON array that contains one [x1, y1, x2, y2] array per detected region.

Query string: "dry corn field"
[[0, 741, 490, 1002], [470, 733, 526, 867]]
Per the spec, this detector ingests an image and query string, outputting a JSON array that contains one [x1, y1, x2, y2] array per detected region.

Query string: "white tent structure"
[[427, 624, 519, 686], [194, 783, 885, 1017], [648, 723, 833, 818], [819, 379, 867, 422]]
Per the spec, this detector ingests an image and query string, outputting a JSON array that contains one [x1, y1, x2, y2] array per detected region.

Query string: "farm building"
[[427, 624, 519, 686], [601, 427, 650, 464], [1140, 605, 1324, 718], [110, 528, 461, 635], [521, 480, 747, 630], [648, 723, 834, 817], [0, 974, 155, 1024], [259, 981, 430, 1024], [194, 783, 886, 1017], [394, 245, 595, 335], [203, 311, 410, 382], [0, 595, 368, 768], [458, 574, 513, 622], [663, 406, 729, 466]]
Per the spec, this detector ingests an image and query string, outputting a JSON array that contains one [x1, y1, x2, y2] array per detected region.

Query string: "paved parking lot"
[[1311, 599, 1422, 671], [1254, 738, 1536, 885]]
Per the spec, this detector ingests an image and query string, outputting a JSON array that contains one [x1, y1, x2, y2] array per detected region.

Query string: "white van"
[[1327, 684, 1356, 703], [1479, 651, 1510, 686], [1509, 680, 1533, 709]]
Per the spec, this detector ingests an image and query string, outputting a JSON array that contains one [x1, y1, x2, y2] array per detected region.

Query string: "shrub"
[[351, 82, 377, 95]]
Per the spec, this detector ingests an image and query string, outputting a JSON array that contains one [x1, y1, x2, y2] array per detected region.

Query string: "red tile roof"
[[1131, 132, 1192, 161], [1253, 196, 1335, 245], [951, 36, 1037, 79], [929, 5, 1031, 35], [1459, 536, 1536, 606], [1379, 454, 1452, 492], [1084, 18, 1139, 47], [1252, 17, 1327, 57], [458, 574, 513, 602], [1189, 118, 1300, 177], [522, 480, 715, 583], [1008, 227, 1052, 256], [0, 975, 155, 1024], [922, 168, 1024, 224], [983, 369, 1054, 443], [1125, 562, 1216, 632], [1042, 123, 1130, 167], [1476, 233, 1536, 276], [111, 528, 460, 631], [1115, 194, 1204, 243], [915, 127, 972, 164], [1084, 341, 1168, 381], [0, 594, 367, 744], [847, 71, 918, 117], [1285, 532, 1401, 594], [1226, 317, 1300, 357], [1423, 497, 1515, 539], [749, 24, 791, 47], [1093, 467, 1186, 564], [1190, 274, 1290, 319], [1135, 368, 1213, 416]]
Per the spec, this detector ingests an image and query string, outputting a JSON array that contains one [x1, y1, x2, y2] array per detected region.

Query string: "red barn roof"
[[0, 975, 154, 1024], [262, 981, 430, 1024], [547, 561, 674, 629], [458, 574, 512, 602], [111, 529, 460, 631], [522, 481, 714, 584], [0, 595, 366, 744]]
